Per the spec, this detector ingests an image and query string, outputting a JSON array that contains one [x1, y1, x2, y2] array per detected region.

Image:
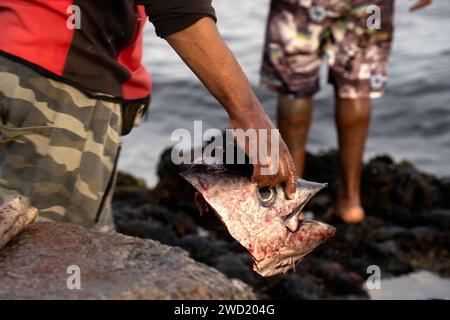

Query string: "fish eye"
[[258, 187, 277, 206]]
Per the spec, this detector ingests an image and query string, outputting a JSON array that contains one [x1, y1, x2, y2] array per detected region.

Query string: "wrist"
[[229, 102, 273, 128], [229, 111, 273, 131]]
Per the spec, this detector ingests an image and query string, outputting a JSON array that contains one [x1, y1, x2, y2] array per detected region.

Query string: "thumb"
[[284, 172, 297, 200]]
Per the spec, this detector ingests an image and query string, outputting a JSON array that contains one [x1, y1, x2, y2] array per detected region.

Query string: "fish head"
[[181, 164, 336, 276]]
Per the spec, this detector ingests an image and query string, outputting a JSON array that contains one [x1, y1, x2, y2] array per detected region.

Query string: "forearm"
[[164, 16, 296, 195], [166, 17, 271, 127]]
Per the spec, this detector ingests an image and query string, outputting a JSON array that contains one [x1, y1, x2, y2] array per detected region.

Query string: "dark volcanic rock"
[[0, 222, 255, 300], [307, 261, 368, 297], [260, 273, 328, 300], [113, 147, 450, 299], [360, 157, 446, 219], [211, 253, 259, 287]]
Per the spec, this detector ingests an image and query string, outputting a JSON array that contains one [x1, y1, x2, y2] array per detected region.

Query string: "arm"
[[166, 18, 297, 198]]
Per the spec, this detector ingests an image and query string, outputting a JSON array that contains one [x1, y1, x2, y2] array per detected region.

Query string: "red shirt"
[[0, 0, 216, 102]]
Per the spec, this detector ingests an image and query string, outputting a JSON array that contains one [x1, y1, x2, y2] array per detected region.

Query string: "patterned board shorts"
[[0, 56, 123, 231], [261, 0, 394, 99]]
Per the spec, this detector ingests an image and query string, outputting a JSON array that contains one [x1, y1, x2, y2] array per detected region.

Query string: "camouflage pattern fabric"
[[0, 55, 122, 231], [261, 0, 394, 99]]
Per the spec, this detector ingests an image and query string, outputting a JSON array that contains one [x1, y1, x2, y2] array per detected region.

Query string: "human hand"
[[229, 111, 297, 200]]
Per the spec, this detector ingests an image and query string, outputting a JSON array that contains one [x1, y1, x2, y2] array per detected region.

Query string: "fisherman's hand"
[[229, 112, 297, 200], [410, 0, 432, 11], [166, 17, 297, 198]]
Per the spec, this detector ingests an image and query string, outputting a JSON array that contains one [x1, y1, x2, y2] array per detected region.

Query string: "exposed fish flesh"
[[181, 164, 335, 277]]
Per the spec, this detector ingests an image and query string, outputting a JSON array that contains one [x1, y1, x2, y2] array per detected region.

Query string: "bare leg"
[[277, 95, 313, 177], [334, 97, 371, 223]]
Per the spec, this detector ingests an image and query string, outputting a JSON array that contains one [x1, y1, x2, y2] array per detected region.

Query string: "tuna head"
[[181, 164, 336, 277]]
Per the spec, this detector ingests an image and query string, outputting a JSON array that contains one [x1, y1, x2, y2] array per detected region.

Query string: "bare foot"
[[337, 206, 365, 224], [324, 182, 365, 224], [324, 206, 365, 224], [0, 196, 38, 250]]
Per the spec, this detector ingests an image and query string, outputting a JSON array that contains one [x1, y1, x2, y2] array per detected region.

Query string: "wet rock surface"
[[114, 148, 450, 299], [0, 222, 255, 300]]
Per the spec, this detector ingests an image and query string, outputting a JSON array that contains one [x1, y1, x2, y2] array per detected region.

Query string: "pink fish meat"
[[181, 164, 336, 277]]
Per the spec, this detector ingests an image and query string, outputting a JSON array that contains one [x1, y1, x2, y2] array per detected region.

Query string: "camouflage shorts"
[[261, 0, 394, 99], [0, 56, 122, 231]]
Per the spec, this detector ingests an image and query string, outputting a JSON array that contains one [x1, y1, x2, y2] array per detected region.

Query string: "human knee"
[[336, 98, 371, 125], [277, 95, 313, 122]]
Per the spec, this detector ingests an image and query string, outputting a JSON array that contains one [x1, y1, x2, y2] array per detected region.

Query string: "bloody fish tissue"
[[181, 164, 336, 277]]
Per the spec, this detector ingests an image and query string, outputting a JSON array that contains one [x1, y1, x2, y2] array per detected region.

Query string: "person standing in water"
[[260, 0, 432, 223]]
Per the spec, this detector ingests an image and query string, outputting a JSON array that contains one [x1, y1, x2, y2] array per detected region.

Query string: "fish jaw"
[[253, 220, 336, 277], [281, 179, 327, 231], [291, 220, 336, 249], [296, 178, 327, 195], [292, 178, 327, 213]]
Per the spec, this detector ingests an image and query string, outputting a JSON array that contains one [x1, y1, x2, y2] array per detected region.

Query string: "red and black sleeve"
[[136, 0, 217, 38]]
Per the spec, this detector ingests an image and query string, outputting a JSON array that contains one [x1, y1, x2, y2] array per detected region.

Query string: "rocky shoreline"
[[0, 222, 255, 299], [114, 148, 450, 299]]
